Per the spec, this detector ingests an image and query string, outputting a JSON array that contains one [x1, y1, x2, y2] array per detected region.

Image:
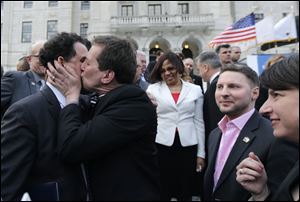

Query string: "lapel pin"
[[243, 137, 250, 143]]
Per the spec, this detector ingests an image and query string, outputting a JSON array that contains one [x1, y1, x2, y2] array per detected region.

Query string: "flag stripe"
[[221, 26, 255, 35], [209, 13, 256, 47], [210, 36, 257, 46], [212, 30, 256, 39]]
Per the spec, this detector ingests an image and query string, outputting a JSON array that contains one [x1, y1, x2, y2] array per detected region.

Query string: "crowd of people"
[[1, 32, 299, 201]]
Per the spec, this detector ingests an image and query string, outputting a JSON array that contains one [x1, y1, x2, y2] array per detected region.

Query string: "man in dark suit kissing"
[[1, 32, 89, 201], [47, 36, 161, 201]]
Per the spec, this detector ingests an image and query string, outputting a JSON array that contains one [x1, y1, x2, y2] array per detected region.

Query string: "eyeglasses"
[[160, 66, 177, 74]]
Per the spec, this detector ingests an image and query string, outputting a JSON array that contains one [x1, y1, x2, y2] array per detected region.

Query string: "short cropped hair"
[[215, 44, 231, 54], [39, 32, 84, 68], [195, 51, 222, 69], [260, 53, 299, 90], [220, 64, 259, 87], [93, 36, 137, 84]]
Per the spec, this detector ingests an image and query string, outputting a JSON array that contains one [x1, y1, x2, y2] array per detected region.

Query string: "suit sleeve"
[[1, 72, 15, 116], [265, 138, 299, 194], [58, 100, 156, 164], [194, 92, 205, 158], [1, 104, 36, 201]]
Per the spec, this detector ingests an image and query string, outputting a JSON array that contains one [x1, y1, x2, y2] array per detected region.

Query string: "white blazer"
[[147, 80, 205, 158]]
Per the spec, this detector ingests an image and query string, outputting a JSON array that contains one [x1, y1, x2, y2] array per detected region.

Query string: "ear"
[[203, 64, 209, 72], [251, 86, 260, 101], [100, 70, 115, 84], [57, 56, 65, 67]]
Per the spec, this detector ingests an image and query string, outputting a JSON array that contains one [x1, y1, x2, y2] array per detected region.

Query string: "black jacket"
[[203, 111, 275, 201], [57, 85, 161, 201], [1, 86, 87, 201]]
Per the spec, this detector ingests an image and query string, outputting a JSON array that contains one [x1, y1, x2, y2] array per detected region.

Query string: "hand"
[[236, 152, 268, 196], [196, 157, 205, 172], [47, 60, 81, 104]]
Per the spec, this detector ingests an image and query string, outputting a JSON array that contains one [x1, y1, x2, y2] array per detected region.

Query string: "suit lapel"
[[205, 129, 222, 196], [215, 111, 259, 190], [160, 82, 177, 108], [176, 81, 191, 105], [208, 129, 222, 170], [41, 86, 61, 120], [26, 71, 39, 94]]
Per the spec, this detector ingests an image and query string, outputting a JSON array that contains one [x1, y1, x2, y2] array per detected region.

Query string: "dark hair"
[[39, 32, 84, 68], [215, 44, 231, 54], [92, 36, 136, 84], [82, 38, 92, 50], [195, 51, 222, 69], [220, 64, 259, 87], [156, 50, 164, 57], [260, 53, 299, 90], [176, 52, 185, 60], [150, 51, 185, 83]]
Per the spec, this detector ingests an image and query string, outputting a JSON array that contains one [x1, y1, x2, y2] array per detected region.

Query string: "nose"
[[219, 86, 230, 96], [259, 98, 272, 116]]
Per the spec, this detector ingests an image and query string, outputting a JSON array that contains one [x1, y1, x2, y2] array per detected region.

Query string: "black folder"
[[27, 181, 60, 201]]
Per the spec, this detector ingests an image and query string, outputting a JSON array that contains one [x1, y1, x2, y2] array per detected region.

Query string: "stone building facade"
[[1, 1, 298, 71]]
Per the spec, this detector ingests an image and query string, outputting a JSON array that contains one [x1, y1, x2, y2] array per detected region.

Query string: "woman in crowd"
[[147, 52, 205, 201], [236, 53, 299, 201]]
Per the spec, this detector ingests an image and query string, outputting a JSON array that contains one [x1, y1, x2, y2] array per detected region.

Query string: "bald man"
[[1, 41, 46, 116], [231, 46, 241, 63]]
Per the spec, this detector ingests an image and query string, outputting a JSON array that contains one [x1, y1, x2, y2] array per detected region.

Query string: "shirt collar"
[[46, 81, 66, 108], [210, 71, 220, 84], [218, 108, 255, 132]]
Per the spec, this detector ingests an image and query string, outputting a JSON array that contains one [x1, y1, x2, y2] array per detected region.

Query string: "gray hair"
[[136, 50, 146, 57], [195, 51, 222, 69]]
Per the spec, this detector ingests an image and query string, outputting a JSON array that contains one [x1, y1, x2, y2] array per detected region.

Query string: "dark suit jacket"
[[190, 72, 204, 94], [203, 110, 275, 201], [57, 85, 161, 201], [1, 70, 41, 117], [266, 138, 299, 194], [203, 75, 224, 146], [1, 86, 87, 201], [271, 160, 299, 201]]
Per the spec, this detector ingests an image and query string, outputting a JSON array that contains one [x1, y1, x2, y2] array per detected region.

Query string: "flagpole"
[[290, 5, 298, 53], [251, 6, 259, 55]]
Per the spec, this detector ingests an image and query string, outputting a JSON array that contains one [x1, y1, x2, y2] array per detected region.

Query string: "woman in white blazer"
[[147, 52, 205, 201]]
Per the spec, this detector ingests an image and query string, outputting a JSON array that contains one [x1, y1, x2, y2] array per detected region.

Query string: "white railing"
[[111, 14, 214, 27]]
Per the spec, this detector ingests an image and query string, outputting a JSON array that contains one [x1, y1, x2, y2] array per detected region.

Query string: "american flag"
[[209, 13, 256, 48]]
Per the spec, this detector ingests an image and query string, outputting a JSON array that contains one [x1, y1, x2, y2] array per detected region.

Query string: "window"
[[148, 4, 161, 16], [80, 23, 88, 38], [24, 1, 33, 8], [254, 13, 264, 23], [48, 1, 58, 7], [178, 3, 189, 15], [121, 5, 133, 17], [81, 1, 90, 10], [22, 21, 32, 43], [47, 20, 57, 40]]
